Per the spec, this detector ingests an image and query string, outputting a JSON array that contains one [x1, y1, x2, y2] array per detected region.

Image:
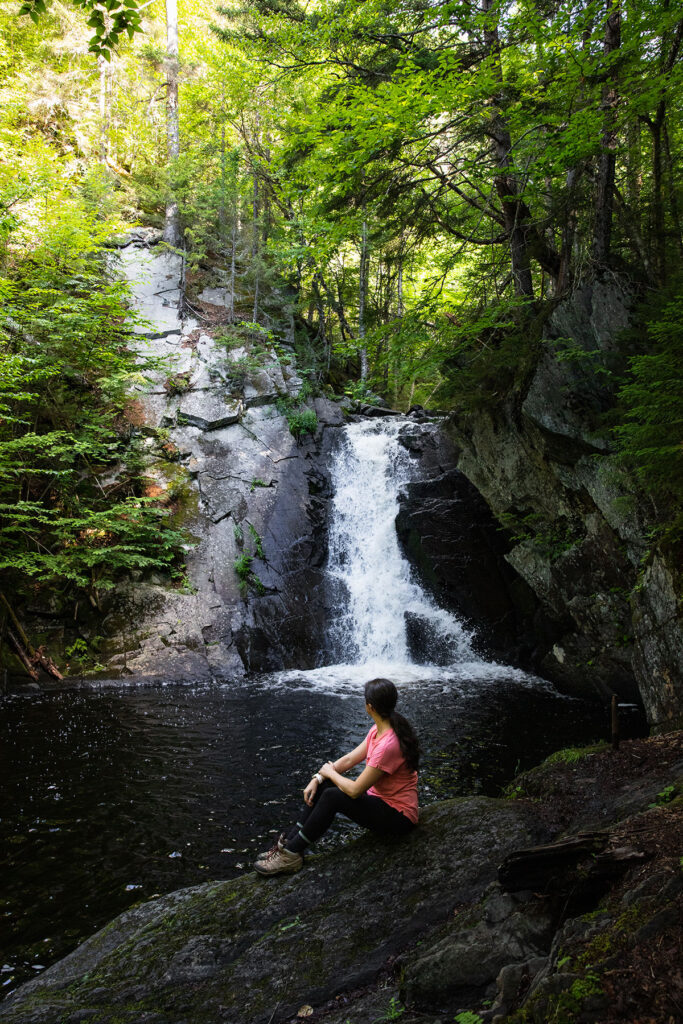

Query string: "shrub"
[[286, 407, 318, 441]]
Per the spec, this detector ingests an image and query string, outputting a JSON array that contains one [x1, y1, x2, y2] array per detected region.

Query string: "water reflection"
[[1, 674, 622, 994]]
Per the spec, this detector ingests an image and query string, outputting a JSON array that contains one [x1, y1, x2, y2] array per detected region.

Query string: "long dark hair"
[[364, 678, 420, 772]]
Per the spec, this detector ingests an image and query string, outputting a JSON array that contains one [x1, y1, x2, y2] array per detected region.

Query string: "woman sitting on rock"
[[254, 677, 420, 876]]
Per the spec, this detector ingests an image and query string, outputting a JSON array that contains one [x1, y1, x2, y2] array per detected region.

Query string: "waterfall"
[[326, 418, 476, 668]]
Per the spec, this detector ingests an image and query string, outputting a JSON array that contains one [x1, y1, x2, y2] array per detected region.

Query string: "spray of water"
[[326, 418, 475, 666]]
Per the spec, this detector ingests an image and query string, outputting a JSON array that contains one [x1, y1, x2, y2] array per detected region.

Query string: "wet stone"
[[177, 393, 242, 431]]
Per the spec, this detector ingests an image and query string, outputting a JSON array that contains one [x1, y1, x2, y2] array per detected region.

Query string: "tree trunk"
[[163, 0, 181, 247], [311, 273, 329, 367], [397, 252, 404, 318], [592, 0, 621, 267], [650, 110, 665, 276], [316, 271, 354, 343], [359, 217, 368, 380], [558, 166, 581, 293], [230, 218, 236, 323], [481, 0, 534, 298], [663, 119, 683, 256], [493, 154, 534, 298], [252, 161, 259, 322], [98, 55, 109, 166], [230, 150, 238, 322], [625, 118, 642, 222], [219, 122, 227, 249], [393, 244, 404, 406]]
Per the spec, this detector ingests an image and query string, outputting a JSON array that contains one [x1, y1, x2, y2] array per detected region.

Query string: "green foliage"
[[544, 743, 608, 766], [65, 638, 89, 662], [247, 523, 264, 559], [164, 371, 194, 396], [233, 552, 265, 596], [432, 302, 545, 412], [225, 356, 255, 390], [498, 511, 581, 562], [0, 202, 190, 609], [344, 379, 375, 402], [234, 552, 252, 581], [233, 517, 267, 594], [649, 784, 679, 808], [214, 328, 243, 353], [614, 289, 683, 534], [278, 915, 302, 932], [250, 478, 269, 492], [4, 0, 683, 622], [285, 407, 318, 442], [18, 0, 144, 59], [453, 1013, 483, 1024], [504, 784, 525, 801], [373, 997, 404, 1022]]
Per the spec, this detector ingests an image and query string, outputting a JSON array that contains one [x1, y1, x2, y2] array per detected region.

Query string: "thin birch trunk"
[[359, 217, 368, 381], [98, 55, 108, 166], [230, 218, 236, 322], [251, 108, 260, 322], [394, 244, 404, 407], [219, 122, 227, 249], [163, 0, 181, 247]]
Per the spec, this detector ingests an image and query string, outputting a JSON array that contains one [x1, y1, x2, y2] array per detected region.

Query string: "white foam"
[[327, 419, 476, 664], [259, 660, 554, 699]]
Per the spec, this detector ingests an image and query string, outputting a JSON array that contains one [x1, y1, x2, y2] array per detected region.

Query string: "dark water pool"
[[0, 670, 629, 994]]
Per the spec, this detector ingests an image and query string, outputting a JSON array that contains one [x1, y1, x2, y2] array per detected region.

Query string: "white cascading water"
[[326, 418, 475, 666], [270, 416, 545, 691]]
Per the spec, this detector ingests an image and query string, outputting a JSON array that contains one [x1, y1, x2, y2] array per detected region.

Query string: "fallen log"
[[6, 627, 39, 681], [499, 831, 645, 894], [32, 643, 64, 681], [0, 593, 63, 680]]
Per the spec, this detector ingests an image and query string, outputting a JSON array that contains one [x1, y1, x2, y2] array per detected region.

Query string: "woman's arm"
[[331, 738, 368, 775], [303, 739, 369, 806], [320, 761, 384, 799]]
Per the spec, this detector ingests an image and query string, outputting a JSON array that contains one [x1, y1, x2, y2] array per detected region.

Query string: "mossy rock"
[[1, 799, 533, 1024]]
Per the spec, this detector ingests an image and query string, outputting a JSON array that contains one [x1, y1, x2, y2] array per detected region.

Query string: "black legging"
[[286, 779, 415, 854]]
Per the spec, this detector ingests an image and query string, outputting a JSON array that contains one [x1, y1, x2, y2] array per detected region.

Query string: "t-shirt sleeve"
[[367, 731, 403, 774]]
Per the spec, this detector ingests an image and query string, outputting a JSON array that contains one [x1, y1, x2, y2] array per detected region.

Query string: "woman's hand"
[[319, 761, 336, 780], [303, 777, 319, 806]]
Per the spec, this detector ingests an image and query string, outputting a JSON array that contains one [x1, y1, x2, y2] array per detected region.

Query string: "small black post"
[[611, 694, 620, 751]]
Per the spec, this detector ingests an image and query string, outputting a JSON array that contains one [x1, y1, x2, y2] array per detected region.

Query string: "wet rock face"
[[101, 399, 341, 680], [232, 420, 342, 673], [441, 280, 682, 723], [93, 243, 340, 682], [395, 425, 550, 670]]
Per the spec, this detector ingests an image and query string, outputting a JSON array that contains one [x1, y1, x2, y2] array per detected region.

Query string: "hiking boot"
[[256, 832, 287, 860], [253, 845, 303, 876]]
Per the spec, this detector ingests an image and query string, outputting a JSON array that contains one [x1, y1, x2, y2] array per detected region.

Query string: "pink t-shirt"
[[365, 725, 419, 824]]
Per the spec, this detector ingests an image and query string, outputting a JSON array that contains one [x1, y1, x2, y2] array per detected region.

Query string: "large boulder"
[[394, 424, 550, 669], [0, 798, 536, 1024], [4, 734, 681, 1024]]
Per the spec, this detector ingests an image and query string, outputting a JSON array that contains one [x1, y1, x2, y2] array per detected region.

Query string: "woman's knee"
[[316, 786, 347, 813]]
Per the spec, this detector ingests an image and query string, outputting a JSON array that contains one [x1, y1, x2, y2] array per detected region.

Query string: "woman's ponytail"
[[388, 710, 420, 772], [364, 678, 420, 772]]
